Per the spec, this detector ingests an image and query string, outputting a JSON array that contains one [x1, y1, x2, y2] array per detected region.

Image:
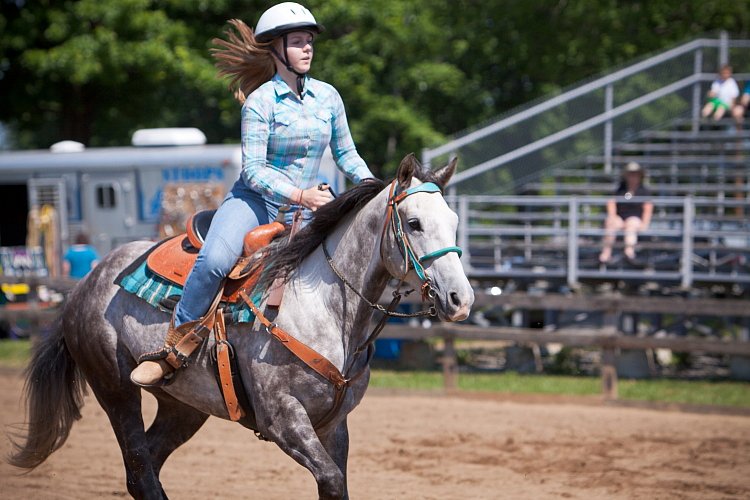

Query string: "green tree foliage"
[[2, 1, 750, 177], [0, 0, 255, 147]]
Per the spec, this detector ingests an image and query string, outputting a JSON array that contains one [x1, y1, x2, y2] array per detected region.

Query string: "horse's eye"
[[407, 218, 422, 231]]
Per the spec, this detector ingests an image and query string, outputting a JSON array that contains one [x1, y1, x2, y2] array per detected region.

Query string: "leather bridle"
[[381, 180, 463, 301], [323, 179, 463, 318]]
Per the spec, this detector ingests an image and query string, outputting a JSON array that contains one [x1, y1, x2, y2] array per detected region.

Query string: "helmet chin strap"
[[271, 33, 308, 99]]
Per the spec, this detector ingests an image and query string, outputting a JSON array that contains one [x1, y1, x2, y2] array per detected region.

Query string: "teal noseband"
[[385, 181, 463, 292], [419, 246, 463, 263]]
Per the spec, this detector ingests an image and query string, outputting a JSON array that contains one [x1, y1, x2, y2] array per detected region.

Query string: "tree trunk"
[[61, 84, 94, 145]]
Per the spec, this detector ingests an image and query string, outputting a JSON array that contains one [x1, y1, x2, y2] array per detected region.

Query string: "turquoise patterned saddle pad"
[[114, 245, 263, 324]]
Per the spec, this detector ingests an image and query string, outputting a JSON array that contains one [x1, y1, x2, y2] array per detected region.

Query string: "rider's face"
[[275, 31, 314, 74]]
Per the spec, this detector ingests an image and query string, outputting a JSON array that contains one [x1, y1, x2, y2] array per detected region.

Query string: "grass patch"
[[0, 339, 31, 367], [1, 342, 746, 408], [370, 370, 750, 408], [617, 378, 750, 407], [369, 370, 600, 395]]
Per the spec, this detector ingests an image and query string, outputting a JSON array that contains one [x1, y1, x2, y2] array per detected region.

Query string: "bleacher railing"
[[449, 195, 750, 288], [425, 32, 750, 195]]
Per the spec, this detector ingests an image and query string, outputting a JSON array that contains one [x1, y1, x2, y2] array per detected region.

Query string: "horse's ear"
[[396, 153, 418, 189], [434, 157, 458, 188]]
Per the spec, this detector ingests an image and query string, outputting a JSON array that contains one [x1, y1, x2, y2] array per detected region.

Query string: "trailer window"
[[96, 185, 116, 209]]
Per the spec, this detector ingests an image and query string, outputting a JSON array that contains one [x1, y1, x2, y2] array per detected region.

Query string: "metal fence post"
[[421, 147, 432, 169], [692, 49, 703, 133], [681, 196, 694, 289], [458, 196, 470, 273], [447, 185, 458, 210], [567, 197, 579, 288], [719, 30, 729, 66], [604, 83, 614, 174]]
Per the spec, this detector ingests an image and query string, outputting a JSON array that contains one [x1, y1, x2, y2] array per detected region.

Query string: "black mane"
[[258, 168, 438, 286]]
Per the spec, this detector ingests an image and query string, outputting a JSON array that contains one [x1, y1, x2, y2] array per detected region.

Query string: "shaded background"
[[2, 0, 750, 178]]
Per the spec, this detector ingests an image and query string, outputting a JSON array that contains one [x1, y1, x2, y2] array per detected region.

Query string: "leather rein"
[[239, 180, 462, 430]]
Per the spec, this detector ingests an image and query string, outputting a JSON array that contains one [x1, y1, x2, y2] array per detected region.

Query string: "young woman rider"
[[131, 2, 374, 386]]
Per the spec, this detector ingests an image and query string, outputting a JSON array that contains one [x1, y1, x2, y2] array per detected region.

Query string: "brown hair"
[[74, 232, 90, 245], [211, 19, 276, 104]]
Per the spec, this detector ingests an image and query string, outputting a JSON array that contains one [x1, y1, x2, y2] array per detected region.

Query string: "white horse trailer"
[[0, 128, 345, 256]]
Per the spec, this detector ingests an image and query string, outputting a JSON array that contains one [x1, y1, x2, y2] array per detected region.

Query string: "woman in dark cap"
[[599, 161, 653, 264]]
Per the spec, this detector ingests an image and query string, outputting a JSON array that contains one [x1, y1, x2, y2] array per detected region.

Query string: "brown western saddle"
[[146, 209, 286, 303]]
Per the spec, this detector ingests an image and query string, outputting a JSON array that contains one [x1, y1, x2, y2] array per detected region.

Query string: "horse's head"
[[380, 154, 474, 322]]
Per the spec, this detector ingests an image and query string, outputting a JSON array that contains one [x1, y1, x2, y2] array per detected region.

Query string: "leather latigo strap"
[[239, 290, 347, 389], [163, 286, 247, 422], [214, 308, 245, 421]]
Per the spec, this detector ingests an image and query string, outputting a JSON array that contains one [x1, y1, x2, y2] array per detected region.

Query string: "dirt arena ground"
[[1, 369, 749, 499]]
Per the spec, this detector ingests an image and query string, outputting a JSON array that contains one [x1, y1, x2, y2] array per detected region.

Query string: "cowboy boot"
[[130, 313, 208, 387]]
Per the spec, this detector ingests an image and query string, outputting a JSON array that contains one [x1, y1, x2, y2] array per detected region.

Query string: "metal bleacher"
[[425, 33, 750, 290]]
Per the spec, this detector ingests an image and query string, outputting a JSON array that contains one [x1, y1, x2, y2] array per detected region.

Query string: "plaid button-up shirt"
[[240, 73, 373, 204]]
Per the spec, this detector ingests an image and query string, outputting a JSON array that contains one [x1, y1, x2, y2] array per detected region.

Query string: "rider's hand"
[[299, 186, 333, 211]]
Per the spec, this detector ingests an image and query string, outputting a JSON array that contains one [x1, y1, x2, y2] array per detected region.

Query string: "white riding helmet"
[[255, 2, 324, 43]]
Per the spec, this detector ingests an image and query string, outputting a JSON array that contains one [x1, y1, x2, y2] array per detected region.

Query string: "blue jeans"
[[174, 182, 292, 327]]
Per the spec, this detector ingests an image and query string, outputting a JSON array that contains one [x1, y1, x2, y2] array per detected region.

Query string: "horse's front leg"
[[263, 395, 345, 500], [320, 419, 350, 500]]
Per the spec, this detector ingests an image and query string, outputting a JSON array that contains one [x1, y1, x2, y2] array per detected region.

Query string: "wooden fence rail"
[[380, 324, 750, 399], [2, 279, 748, 400]]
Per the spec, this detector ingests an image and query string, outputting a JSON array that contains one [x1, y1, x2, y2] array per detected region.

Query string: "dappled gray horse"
[[10, 154, 473, 499]]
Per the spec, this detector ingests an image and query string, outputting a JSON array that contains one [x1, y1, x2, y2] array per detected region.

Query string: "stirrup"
[[133, 314, 204, 386], [137, 348, 172, 364], [133, 290, 223, 388]]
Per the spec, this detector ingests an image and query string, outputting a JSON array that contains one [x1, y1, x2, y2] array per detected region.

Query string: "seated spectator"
[[63, 232, 100, 279], [702, 65, 739, 121], [731, 80, 750, 125], [599, 162, 653, 264]]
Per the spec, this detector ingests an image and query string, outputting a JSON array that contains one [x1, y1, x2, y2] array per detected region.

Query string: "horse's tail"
[[8, 316, 85, 469]]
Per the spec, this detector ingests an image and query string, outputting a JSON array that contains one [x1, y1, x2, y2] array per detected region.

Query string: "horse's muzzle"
[[435, 286, 474, 322]]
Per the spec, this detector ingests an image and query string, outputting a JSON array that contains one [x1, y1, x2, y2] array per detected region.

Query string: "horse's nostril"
[[450, 291, 460, 307]]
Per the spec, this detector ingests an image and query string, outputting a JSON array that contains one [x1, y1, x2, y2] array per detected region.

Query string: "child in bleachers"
[[731, 80, 750, 126], [702, 65, 739, 121]]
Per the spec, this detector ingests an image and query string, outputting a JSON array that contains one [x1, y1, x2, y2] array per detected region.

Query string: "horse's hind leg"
[[83, 371, 165, 499], [146, 392, 209, 475]]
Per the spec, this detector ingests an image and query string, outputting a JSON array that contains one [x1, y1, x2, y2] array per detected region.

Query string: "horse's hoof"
[[130, 360, 174, 387]]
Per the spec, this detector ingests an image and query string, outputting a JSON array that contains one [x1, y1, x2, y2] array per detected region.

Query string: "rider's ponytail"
[[211, 19, 275, 104]]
